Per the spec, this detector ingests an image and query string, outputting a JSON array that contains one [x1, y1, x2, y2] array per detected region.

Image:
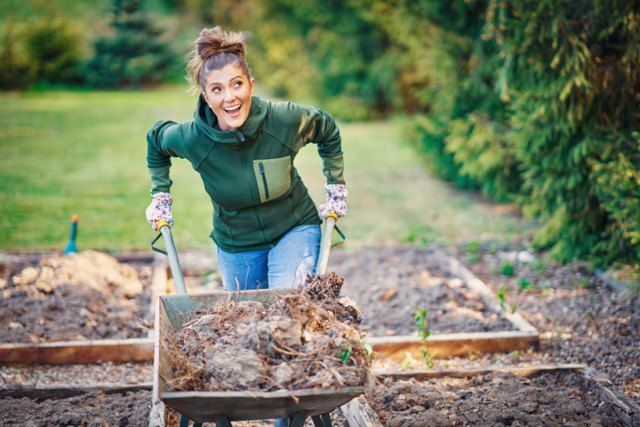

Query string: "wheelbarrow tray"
[[155, 289, 375, 423]]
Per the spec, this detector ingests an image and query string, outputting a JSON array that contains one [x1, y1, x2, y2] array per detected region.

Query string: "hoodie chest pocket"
[[253, 156, 292, 203]]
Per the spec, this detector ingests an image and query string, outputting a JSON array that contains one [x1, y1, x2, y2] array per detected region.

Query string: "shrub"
[[0, 21, 36, 90]]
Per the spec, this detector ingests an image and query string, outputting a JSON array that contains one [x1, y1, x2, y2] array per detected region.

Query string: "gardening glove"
[[145, 192, 173, 231], [319, 183, 347, 219]]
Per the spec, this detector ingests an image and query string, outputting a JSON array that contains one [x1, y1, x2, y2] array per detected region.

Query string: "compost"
[[367, 370, 640, 426], [329, 246, 514, 336], [0, 251, 152, 342], [164, 273, 372, 392]]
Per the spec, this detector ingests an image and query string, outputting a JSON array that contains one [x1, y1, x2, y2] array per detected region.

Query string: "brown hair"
[[186, 26, 252, 94]]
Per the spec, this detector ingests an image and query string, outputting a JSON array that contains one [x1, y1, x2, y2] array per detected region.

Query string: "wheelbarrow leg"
[[179, 415, 203, 427], [311, 413, 332, 427], [288, 413, 308, 427], [214, 415, 232, 427]]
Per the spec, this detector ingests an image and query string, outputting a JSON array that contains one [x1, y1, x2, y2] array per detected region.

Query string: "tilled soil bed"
[[329, 246, 515, 336], [365, 369, 640, 426], [454, 243, 640, 403], [0, 251, 154, 342], [0, 389, 152, 426]]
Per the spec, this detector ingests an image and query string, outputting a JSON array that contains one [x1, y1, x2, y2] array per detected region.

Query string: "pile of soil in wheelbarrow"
[[329, 246, 515, 336], [0, 389, 151, 426], [366, 369, 640, 426], [164, 273, 372, 392], [0, 251, 153, 343]]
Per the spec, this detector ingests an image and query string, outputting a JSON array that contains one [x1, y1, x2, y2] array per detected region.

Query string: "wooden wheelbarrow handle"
[[315, 215, 337, 275]]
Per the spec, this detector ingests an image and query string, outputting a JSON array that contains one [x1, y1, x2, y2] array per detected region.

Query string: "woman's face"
[[202, 63, 255, 132]]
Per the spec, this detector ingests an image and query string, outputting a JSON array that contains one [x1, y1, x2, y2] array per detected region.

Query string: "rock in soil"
[[329, 246, 514, 336], [367, 369, 640, 426], [0, 251, 153, 342], [164, 273, 372, 392]]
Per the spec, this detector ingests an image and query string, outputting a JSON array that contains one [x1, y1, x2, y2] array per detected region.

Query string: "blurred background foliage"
[[1, 0, 639, 267]]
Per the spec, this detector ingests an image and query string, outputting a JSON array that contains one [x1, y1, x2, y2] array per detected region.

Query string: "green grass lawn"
[[0, 86, 535, 253]]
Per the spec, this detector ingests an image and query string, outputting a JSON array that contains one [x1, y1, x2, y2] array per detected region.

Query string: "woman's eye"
[[234, 81, 242, 88]]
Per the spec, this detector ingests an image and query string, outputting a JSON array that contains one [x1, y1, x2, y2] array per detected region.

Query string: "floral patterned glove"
[[145, 192, 173, 231], [319, 184, 348, 219]]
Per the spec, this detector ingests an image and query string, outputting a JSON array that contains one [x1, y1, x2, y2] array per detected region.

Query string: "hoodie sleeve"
[[297, 106, 345, 185], [146, 120, 181, 194]]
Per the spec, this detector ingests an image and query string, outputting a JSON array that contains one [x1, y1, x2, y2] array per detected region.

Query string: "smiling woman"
[[144, 27, 348, 301]]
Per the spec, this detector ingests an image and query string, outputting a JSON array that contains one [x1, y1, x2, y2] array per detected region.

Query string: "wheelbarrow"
[[149, 217, 373, 427]]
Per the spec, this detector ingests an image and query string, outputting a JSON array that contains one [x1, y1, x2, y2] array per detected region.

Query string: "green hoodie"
[[146, 95, 345, 253]]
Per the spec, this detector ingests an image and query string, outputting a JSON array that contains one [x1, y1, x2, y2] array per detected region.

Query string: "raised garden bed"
[[0, 251, 167, 364], [329, 246, 538, 360], [0, 384, 152, 426], [342, 365, 640, 426]]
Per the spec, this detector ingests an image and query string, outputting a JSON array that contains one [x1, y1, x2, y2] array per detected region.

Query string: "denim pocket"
[[253, 156, 291, 203]]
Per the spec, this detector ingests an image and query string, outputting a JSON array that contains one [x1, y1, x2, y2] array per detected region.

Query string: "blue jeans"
[[216, 225, 321, 291]]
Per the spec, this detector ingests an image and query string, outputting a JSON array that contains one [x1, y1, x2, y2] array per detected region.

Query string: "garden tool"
[[64, 215, 79, 255]]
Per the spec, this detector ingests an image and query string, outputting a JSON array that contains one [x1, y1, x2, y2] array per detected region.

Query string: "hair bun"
[[196, 27, 246, 61]]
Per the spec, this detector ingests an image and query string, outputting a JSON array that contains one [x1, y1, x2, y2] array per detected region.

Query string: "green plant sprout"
[[414, 308, 433, 368], [340, 345, 353, 364], [501, 260, 515, 276], [518, 278, 532, 292], [465, 240, 480, 263], [496, 283, 508, 311]]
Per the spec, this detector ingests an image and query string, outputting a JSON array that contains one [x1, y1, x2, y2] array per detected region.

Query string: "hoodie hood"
[[194, 94, 267, 144]]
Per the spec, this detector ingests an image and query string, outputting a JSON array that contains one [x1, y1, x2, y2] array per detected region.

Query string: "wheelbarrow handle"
[[151, 221, 188, 295], [315, 215, 337, 275]]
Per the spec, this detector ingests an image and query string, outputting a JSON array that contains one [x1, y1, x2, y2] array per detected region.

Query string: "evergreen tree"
[[86, 0, 175, 88]]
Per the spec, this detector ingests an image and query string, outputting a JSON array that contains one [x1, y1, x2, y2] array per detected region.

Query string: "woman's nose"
[[224, 88, 235, 102]]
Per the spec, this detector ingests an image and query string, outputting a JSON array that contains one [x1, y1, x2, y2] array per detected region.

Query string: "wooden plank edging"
[[368, 329, 539, 361], [0, 382, 153, 399], [0, 338, 154, 365]]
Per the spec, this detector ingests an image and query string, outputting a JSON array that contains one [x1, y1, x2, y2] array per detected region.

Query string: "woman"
[[145, 27, 347, 291]]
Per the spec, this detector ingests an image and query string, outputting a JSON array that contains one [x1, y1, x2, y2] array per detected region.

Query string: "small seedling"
[[532, 258, 546, 273], [340, 346, 352, 364], [496, 283, 508, 311], [414, 308, 433, 368], [465, 240, 480, 263], [501, 260, 515, 276], [518, 278, 532, 292]]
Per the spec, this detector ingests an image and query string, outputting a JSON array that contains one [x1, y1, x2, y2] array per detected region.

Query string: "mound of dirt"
[[0, 251, 152, 343], [164, 273, 372, 392]]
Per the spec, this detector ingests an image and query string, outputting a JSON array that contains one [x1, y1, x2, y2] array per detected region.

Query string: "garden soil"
[[0, 244, 638, 425], [0, 251, 153, 342], [367, 369, 640, 426], [328, 246, 515, 336]]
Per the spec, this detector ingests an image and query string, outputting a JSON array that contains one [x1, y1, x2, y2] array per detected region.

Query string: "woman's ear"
[[250, 78, 255, 93]]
